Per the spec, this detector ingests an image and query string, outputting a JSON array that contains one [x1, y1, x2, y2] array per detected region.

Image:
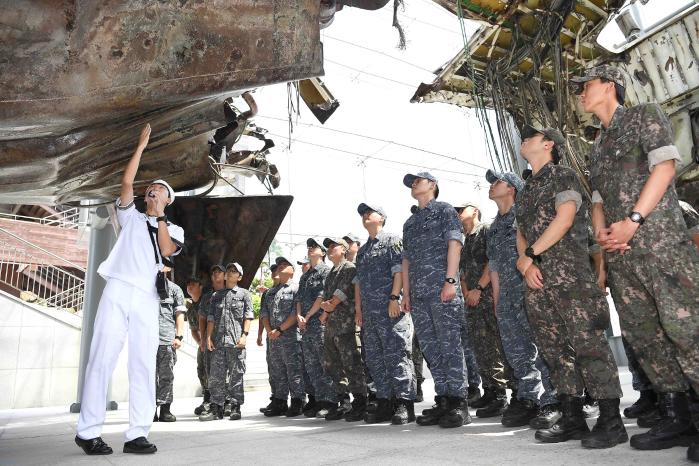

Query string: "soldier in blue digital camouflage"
[[154, 273, 186, 423], [515, 125, 626, 448], [199, 262, 253, 421], [295, 238, 335, 417], [258, 264, 280, 413], [401, 172, 470, 428], [319, 237, 367, 422], [454, 200, 516, 418], [485, 169, 558, 428], [261, 257, 305, 417], [354, 202, 416, 425], [574, 64, 699, 461]]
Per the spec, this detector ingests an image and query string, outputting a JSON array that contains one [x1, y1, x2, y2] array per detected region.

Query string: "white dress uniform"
[[77, 198, 184, 441]]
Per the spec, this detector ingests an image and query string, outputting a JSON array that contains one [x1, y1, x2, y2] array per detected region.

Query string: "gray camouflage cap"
[[571, 65, 626, 89], [357, 202, 387, 219], [485, 169, 524, 192], [403, 171, 438, 187]]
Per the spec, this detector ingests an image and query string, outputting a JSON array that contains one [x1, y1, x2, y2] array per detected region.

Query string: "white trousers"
[[77, 279, 159, 441]]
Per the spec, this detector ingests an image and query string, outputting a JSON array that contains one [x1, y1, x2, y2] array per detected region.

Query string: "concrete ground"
[[0, 368, 695, 466]]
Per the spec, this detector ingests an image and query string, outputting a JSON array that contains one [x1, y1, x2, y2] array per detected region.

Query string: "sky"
[[222, 0, 503, 265]]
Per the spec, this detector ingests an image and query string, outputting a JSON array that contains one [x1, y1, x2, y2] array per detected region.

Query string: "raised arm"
[[121, 124, 151, 206]]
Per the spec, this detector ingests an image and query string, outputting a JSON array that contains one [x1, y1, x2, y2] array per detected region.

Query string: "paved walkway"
[[0, 368, 694, 465]]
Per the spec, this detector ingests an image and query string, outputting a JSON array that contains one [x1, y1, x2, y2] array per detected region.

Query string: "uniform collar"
[[367, 230, 387, 243], [602, 105, 625, 132], [311, 262, 326, 271], [531, 161, 554, 180]]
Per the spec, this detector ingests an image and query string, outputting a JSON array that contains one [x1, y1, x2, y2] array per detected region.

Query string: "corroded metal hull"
[[0, 1, 323, 203]]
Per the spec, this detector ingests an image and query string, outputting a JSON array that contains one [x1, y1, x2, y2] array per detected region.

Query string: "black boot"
[[263, 398, 288, 417], [530, 403, 561, 429], [195, 390, 211, 415], [417, 395, 448, 426], [286, 398, 304, 417], [471, 387, 494, 409], [365, 398, 393, 424], [303, 395, 316, 416], [392, 399, 416, 425], [259, 395, 274, 413], [229, 403, 241, 420], [439, 397, 472, 428], [316, 400, 334, 419], [582, 398, 628, 449], [630, 392, 697, 450], [501, 397, 538, 427], [637, 406, 662, 427], [476, 389, 508, 418], [345, 394, 367, 422], [199, 403, 223, 421], [688, 395, 699, 462], [223, 399, 232, 417], [624, 389, 657, 419], [535, 395, 590, 443], [421, 395, 445, 416], [158, 403, 177, 422], [326, 395, 351, 421], [467, 384, 482, 405], [415, 382, 424, 403]]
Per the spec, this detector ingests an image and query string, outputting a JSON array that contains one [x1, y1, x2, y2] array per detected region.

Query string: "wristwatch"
[[475, 284, 484, 292], [156, 215, 168, 223], [628, 211, 645, 225], [525, 247, 542, 264], [445, 277, 457, 285], [174, 335, 183, 341], [275, 327, 284, 334], [389, 294, 400, 301]]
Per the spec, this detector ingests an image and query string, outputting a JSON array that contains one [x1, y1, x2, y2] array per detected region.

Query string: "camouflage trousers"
[[156, 345, 177, 405], [209, 346, 246, 406], [608, 243, 699, 393], [496, 288, 557, 405], [359, 328, 377, 396], [622, 336, 653, 392], [412, 336, 424, 386], [411, 297, 467, 398], [362, 311, 415, 400], [324, 331, 366, 396], [301, 325, 336, 402], [266, 336, 276, 395], [525, 281, 623, 399], [464, 287, 514, 391], [269, 336, 305, 399], [460, 311, 482, 387], [196, 348, 207, 391]]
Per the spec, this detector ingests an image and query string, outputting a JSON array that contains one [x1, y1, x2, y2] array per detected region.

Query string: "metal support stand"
[[70, 206, 118, 413]]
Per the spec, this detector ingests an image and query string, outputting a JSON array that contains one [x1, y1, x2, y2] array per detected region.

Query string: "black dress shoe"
[[74, 435, 113, 455], [123, 436, 157, 454]]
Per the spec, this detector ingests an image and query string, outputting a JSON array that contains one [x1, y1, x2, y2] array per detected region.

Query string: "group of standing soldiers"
[[173, 64, 697, 464]]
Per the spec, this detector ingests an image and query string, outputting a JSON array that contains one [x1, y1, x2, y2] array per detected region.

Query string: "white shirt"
[[97, 199, 184, 295]]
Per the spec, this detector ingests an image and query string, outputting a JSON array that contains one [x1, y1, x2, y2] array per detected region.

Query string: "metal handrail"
[[0, 226, 86, 272], [0, 207, 82, 229]]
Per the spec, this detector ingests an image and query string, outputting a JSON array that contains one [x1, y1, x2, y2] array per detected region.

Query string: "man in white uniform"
[[75, 124, 184, 455]]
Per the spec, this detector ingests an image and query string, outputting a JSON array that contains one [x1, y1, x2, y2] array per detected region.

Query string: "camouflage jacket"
[[486, 207, 524, 295], [261, 283, 300, 341], [294, 262, 330, 328], [323, 259, 357, 337], [158, 279, 186, 345], [459, 222, 490, 290], [207, 286, 254, 348], [589, 104, 688, 259], [403, 199, 464, 300], [354, 230, 403, 314], [185, 297, 201, 332], [516, 162, 596, 287]]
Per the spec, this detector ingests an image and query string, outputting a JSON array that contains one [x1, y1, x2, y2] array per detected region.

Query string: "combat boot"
[[316, 400, 334, 419], [195, 389, 211, 415], [582, 398, 628, 449], [415, 381, 424, 403], [286, 398, 304, 417], [624, 389, 657, 419], [392, 399, 416, 425], [501, 397, 538, 427], [302, 395, 316, 416], [229, 403, 241, 420], [345, 394, 367, 422], [421, 396, 445, 416], [439, 397, 472, 428], [223, 399, 232, 417], [687, 394, 699, 462], [467, 384, 482, 405], [158, 403, 176, 422], [326, 395, 351, 421], [263, 398, 288, 417], [199, 403, 223, 421], [535, 395, 590, 443], [476, 389, 508, 418], [630, 392, 696, 450], [637, 406, 662, 427], [365, 398, 392, 424], [530, 403, 561, 429], [471, 387, 494, 409], [259, 395, 274, 413], [417, 395, 448, 426]]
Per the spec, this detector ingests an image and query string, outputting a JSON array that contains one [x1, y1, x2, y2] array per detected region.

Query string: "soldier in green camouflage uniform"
[[185, 277, 207, 414], [574, 65, 699, 459], [319, 237, 367, 422], [515, 125, 625, 448]]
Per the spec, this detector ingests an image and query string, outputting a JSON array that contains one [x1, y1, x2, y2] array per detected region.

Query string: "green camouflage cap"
[[571, 65, 625, 88], [522, 125, 565, 149]]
